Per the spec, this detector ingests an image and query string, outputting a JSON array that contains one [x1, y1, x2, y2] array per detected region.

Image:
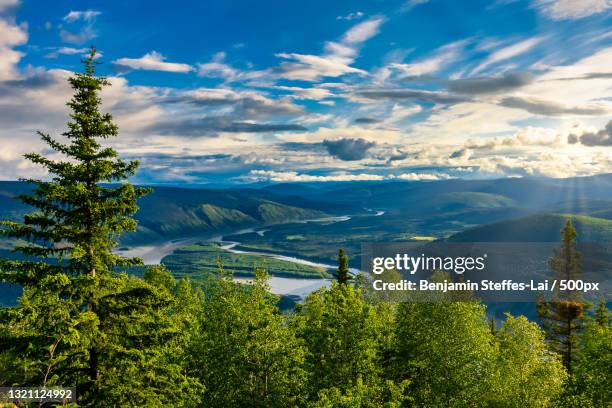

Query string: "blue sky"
[[0, 0, 611, 184]]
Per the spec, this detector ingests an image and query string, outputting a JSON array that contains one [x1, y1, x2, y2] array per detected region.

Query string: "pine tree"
[[0, 48, 200, 405], [334, 248, 351, 284], [489, 315, 497, 336], [537, 220, 587, 374], [594, 297, 609, 327], [549, 220, 582, 301]]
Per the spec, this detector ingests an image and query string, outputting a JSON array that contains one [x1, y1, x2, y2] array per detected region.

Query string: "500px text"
[[372, 279, 600, 293]]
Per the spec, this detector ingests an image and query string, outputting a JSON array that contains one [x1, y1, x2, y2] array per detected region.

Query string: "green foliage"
[[130, 190, 327, 240], [549, 221, 582, 290], [0, 49, 201, 406], [307, 376, 407, 408], [189, 268, 306, 407], [594, 297, 609, 327], [537, 220, 589, 374], [567, 303, 611, 407], [490, 314, 567, 407], [391, 299, 496, 407], [334, 248, 351, 284], [162, 242, 329, 279], [296, 282, 408, 406]]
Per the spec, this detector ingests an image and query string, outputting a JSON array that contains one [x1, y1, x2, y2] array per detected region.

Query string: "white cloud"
[[0, 0, 19, 11], [59, 10, 100, 44], [197, 52, 240, 80], [45, 46, 94, 59], [295, 113, 335, 125], [63, 10, 101, 22], [388, 104, 422, 122], [273, 85, 333, 100], [274, 17, 384, 81], [0, 19, 27, 48], [411, 102, 531, 142], [279, 125, 403, 144], [336, 11, 364, 21], [114, 51, 194, 73], [0, 17, 27, 81], [465, 126, 564, 150], [534, 0, 611, 20], [401, 0, 431, 12], [383, 39, 467, 78], [472, 36, 543, 74], [342, 16, 384, 44], [57, 46, 88, 54], [197, 61, 239, 80], [242, 169, 447, 182], [275, 52, 365, 80], [396, 172, 447, 180], [519, 47, 612, 107]]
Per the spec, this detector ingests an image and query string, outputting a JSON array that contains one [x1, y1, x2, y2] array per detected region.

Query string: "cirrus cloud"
[[534, 0, 611, 20]]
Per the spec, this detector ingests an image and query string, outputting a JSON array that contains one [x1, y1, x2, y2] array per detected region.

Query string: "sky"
[[0, 0, 611, 185]]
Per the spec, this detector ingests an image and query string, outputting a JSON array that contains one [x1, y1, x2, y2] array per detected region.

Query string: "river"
[[115, 211, 384, 299]]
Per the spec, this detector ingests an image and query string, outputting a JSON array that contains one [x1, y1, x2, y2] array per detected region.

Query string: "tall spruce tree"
[[594, 297, 609, 327], [537, 220, 587, 374], [0, 48, 200, 405], [334, 248, 351, 284]]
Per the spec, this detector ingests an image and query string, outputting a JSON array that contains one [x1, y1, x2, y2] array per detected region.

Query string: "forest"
[[0, 50, 610, 407]]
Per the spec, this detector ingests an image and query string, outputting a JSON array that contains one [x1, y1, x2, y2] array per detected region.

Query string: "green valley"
[[161, 242, 330, 279]]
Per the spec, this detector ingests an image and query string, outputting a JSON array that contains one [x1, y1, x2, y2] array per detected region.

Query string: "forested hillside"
[[0, 181, 339, 245]]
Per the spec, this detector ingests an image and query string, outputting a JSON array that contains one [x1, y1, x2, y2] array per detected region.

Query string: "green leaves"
[[490, 314, 567, 407], [189, 270, 305, 408]]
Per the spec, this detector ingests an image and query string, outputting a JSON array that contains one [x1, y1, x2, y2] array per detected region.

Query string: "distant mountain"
[[445, 213, 612, 242], [550, 199, 612, 215], [443, 212, 612, 314], [266, 174, 612, 213], [0, 181, 32, 222], [0, 181, 342, 245], [590, 209, 612, 220], [3, 175, 612, 245], [415, 192, 515, 214]]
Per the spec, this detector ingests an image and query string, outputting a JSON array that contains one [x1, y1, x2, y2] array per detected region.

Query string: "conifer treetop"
[[0, 46, 150, 280]]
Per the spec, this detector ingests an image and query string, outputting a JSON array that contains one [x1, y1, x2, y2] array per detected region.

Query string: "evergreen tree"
[[537, 220, 587, 374], [594, 296, 609, 327], [334, 248, 351, 284], [0, 48, 200, 406], [489, 315, 497, 336], [549, 220, 582, 300]]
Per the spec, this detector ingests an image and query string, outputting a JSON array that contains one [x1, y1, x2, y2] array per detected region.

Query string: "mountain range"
[[1, 174, 612, 306]]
